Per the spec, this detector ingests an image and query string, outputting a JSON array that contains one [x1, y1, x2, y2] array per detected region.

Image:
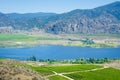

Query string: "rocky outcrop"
[[0, 1, 120, 34], [43, 1, 120, 34]]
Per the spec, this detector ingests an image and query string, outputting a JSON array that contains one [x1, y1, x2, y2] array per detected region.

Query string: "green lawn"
[[49, 75, 68, 80], [45, 65, 102, 73], [27, 66, 54, 76], [27, 64, 102, 80], [0, 34, 38, 41], [1, 59, 119, 80], [27, 64, 102, 76], [65, 68, 120, 80], [0, 34, 59, 41]]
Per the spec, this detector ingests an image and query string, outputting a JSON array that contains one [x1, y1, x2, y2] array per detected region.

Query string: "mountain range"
[[0, 1, 120, 34]]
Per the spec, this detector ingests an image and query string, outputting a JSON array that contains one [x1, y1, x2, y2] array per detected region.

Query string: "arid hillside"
[[0, 59, 48, 80], [105, 60, 120, 69]]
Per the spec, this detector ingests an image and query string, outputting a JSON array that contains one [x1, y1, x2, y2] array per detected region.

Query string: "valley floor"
[[0, 33, 120, 48]]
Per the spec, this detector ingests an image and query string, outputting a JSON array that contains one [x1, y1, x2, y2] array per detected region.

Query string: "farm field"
[[49, 75, 68, 80], [65, 68, 120, 80], [25, 61, 120, 80], [0, 59, 120, 80], [29, 64, 120, 80], [28, 64, 102, 75], [0, 34, 58, 41], [0, 33, 119, 48]]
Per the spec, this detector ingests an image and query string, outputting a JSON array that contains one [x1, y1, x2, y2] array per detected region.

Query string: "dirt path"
[[46, 66, 109, 80], [62, 66, 109, 75]]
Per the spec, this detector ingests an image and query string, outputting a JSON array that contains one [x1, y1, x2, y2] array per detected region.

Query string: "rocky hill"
[[0, 13, 15, 27], [0, 1, 120, 34], [0, 59, 48, 80], [44, 1, 120, 34]]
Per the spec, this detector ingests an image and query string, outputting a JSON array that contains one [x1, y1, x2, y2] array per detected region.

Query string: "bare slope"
[[0, 59, 48, 80]]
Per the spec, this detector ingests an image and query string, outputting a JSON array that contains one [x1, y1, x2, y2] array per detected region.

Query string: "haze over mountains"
[[0, 1, 120, 34]]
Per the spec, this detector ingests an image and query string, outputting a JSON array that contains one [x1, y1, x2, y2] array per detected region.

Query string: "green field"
[[44, 65, 102, 73], [0, 59, 120, 80], [1, 58, 119, 80], [49, 75, 68, 80], [0, 33, 119, 48], [65, 68, 120, 80], [25, 64, 120, 80], [28, 65, 101, 75], [0, 34, 119, 42], [25, 64, 104, 80], [3, 58, 119, 80], [0, 34, 60, 47], [0, 34, 58, 41], [0, 34, 38, 41], [29, 66, 54, 75]]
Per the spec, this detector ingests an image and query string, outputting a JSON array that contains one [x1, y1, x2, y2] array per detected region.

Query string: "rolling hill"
[[0, 1, 120, 34]]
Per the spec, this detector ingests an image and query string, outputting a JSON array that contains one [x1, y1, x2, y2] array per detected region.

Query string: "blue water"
[[0, 45, 120, 60]]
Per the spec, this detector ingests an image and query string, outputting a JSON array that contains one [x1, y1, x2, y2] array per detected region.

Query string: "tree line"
[[26, 56, 116, 64]]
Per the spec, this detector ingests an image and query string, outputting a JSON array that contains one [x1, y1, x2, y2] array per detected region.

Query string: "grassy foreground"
[[28, 64, 102, 75], [26, 62, 120, 80], [65, 68, 120, 80], [49, 75, 68, 80], [0, 59, 120, 80]]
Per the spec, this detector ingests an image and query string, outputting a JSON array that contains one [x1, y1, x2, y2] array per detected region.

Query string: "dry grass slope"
[[104, 60, 120, 69], [0, 59, 48, 80]]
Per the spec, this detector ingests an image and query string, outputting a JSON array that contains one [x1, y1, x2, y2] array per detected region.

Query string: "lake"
[[0, 45, 120, 60]]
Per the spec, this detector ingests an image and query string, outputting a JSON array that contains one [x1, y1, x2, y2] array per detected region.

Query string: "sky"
[[0, 0, 119, 13]]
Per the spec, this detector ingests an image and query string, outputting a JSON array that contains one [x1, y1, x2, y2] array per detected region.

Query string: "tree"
[[27, 56, 37, 61], [88, 58, 95, 63]]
